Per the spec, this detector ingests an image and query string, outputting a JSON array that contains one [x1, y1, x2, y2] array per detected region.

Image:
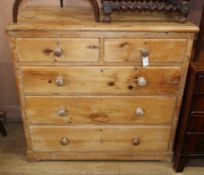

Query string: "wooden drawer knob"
[[135, 77, 147, 87], [60, 137, 69, 146], [135, 107, 145, 117], [56, 77, 64, 86], [132, 138, 140, 146], [140, 48, 149, 58], [54, 48, 63, 57], [58, 108, 68, 117]]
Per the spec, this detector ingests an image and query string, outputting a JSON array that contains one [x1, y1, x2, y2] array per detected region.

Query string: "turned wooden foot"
[[174, 155, 188, 172]]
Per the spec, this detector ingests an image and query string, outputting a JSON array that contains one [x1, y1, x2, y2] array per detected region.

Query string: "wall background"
[[0, 0, 203, 121]]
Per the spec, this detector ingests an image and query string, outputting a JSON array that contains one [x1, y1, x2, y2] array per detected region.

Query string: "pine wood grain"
[[104, 38, 187, 63], [16, 38, 99, 63], [30, 126, 171, 153], [22, 66, 182, 95], [25, 96, 177, 124], [6, 4, 197, 161]]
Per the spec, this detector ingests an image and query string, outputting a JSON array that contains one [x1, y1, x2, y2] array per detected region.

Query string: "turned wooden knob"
[[135, 77, 147, 87], [54, 48, 63, 57], [56, 77, 64, 86], [135, 107, 145, 117], [140, 48, 149, 58], [132, 138, 140, 146], [60, 137, 69, 146], [58, 108, 68, 117]]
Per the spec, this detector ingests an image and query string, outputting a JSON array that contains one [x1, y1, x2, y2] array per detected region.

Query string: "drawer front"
[[192, 94, 204, 112], [188, 115, 204, 132], [104, 39, 186, 63], [22, 66, 182, 95], [30, 126, 170, 152], [25, 96, 176, 124], [16, 38, 99, 63], [196, 74, 204, 93], [184, 134, 204, 153]]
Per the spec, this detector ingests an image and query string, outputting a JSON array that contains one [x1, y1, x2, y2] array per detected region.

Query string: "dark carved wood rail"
[[13, 0, 100, 23], [101, 0, 191, 23]]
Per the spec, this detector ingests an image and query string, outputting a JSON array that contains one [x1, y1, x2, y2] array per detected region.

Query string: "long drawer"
[[104, 39, 187, 63], [22, 66, 182, 95], [30, 126, 171, 152], [25, 96, 177, 124], [16, 38, 99, 63]]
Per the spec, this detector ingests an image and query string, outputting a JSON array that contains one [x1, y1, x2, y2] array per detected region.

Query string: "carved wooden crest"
[[101, 0, 191, 23]]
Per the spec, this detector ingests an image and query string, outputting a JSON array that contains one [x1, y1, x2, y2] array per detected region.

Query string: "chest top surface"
[[7, 6, 198, 33]]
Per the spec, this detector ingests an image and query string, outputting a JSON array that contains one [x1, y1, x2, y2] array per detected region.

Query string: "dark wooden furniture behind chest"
[[174, 63, 204, 172], [174, 6, 204, 172]]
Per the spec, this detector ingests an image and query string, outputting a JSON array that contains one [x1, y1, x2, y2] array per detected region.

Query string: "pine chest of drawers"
[[7, 7, 198, 161]]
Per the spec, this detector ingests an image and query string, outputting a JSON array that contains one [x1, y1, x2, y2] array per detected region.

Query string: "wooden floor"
[[0, 123, 204, 175]]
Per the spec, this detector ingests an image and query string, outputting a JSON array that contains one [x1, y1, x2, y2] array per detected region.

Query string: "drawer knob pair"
[[60, 138, 140, 146], [132, 138, 140, 146], [58, 108, 68, 117], [60, 137, 69, 146], [135, 76, 147, 87], [56, 77, 64, 86], [135, 107, 145, 117]]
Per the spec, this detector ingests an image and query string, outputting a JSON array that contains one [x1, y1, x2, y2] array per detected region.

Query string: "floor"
[[0, 123, 204, 175]]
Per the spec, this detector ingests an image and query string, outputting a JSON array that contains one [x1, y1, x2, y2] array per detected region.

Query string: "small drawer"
[[104, 39, 186, 63], [22, 66, 182, 95], [25, 96, 176, 124], [195, 74, 204, 93], [30, 126, 170, 152], [16, 38, 99, 63], [188, 114, 204, 132], [184, 134, 204, 153], [191, 94, 204, 112]]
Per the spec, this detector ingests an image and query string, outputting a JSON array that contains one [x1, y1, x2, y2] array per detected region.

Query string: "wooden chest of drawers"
[[6, 7, 198, 161]]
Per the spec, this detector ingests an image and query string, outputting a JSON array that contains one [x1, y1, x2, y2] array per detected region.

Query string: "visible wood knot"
[[87, 45, 99, 49], [90, 113, 109, 123], [43, 48, 53, 55], [108, 81, 115, 86], [48, 80, 52, 84], [119, 42, 128, 48], [128, 85, 133, 90]]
